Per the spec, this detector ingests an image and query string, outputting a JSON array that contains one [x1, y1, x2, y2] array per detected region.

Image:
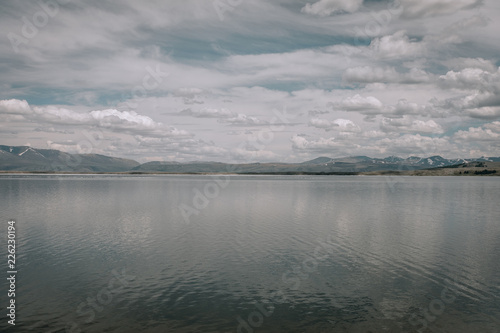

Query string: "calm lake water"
[[1, 175, 499, 332]]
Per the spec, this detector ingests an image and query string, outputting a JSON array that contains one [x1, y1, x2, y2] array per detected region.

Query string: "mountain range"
[[0, 145, 139, 172], [1, 145, 499, 174]]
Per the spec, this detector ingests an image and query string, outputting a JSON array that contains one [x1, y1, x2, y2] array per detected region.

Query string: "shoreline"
[[0, 170, 498, 176]]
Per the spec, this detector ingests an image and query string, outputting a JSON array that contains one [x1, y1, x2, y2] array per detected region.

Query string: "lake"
[[0, 175, 499, 332]]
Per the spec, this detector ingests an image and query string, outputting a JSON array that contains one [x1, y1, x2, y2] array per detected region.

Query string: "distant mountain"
[[136, 161, 228, 173], [0, 145, 139, 172], [1, 145, 499, 174], [132, 155, 500, 174]]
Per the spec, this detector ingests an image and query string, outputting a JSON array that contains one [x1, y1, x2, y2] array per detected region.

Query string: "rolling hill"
[[1, 145, 499, 175], [0, 145, 139, 172]]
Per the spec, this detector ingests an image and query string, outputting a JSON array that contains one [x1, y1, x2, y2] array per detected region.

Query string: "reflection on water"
[[0, 175, 499, 332]]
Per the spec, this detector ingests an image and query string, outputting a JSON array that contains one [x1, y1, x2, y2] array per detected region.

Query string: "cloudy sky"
[[1, 0, 499, 162]]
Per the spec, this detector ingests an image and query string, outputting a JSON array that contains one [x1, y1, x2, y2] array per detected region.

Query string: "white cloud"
[[308, 118, 332, 130], [465, 107, 500, 119], [309, 118, 360, 132], [404, 68, 433, 83], [46, 141, 89, 154], [231, 148, 277, 162], [173, 88, 206, 97], [181, 108, 236, 118], [172, 88, 207, 104], [225, 114, 267, 126], [343, 66, 431, 84], [0, 99, 189, 137], [376, 134, 453, 156], [436, 67, 500, 119], [453, 126, 500, 141], [391, 99, 430, 116], [370, 31, 426, 58], [334, 94, 384, 114], [333, 118, 360, 131], [381, 117, 444, 134], [343, 67, 399, 84], [0, 99, 31, 114], [221, 47, 351, 86], [308, 109, 330, 116], [363, 130, 387, 139], [291, 134, 349, 151], [132, 136, 228, 159], [436, 93, 500, 119], [443, 14, 490, 33], [89, 109, 159, 129], [400, 0, 483, 19], [289, 130, 463, 159], [443, 58, 497, 73], [484, 121, 500, 133], [438, 68, 499, 90], [301, 0, 363, 16]]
